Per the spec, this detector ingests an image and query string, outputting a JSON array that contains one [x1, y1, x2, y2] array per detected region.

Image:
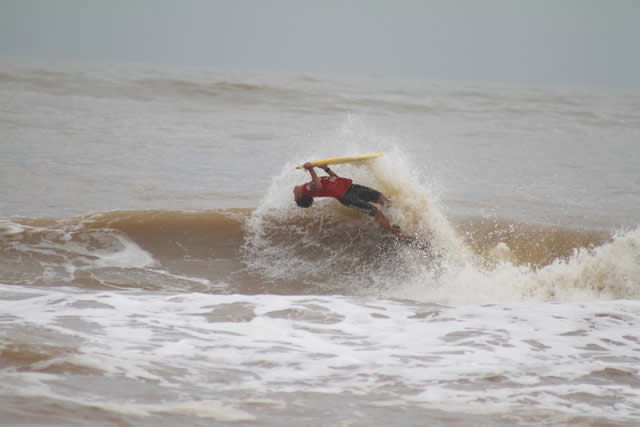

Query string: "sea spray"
[[245, 145, 640, 303], [390, 227, 640, 304], [243, 147, 467, 293]]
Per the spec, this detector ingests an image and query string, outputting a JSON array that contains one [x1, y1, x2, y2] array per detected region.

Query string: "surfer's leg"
[[340, 186, 401, 235], [347, 184, 385, 205], [352, 184, 390, 207], [341, 196, 402, 237], [341, 198, 378, 217], [374, 210, 403, 236], [376, 194, 391, 207]]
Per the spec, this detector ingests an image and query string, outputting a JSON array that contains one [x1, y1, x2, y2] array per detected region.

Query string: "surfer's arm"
[[320, 165, 338, 177], [303, 163, 323, 192]]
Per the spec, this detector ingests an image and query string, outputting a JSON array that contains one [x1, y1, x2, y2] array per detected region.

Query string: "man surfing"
[[293, 162, 406, 239]]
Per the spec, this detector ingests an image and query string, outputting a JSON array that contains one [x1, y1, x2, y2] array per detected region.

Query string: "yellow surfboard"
[[296, 152, 383, 169]]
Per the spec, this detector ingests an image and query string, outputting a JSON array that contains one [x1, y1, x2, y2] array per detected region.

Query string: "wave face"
[[3, 153, 637, 304], [0, 210, 247, 292]]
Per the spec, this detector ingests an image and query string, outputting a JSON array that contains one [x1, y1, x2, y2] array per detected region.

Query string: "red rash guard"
[[302, 176, 353, 199]]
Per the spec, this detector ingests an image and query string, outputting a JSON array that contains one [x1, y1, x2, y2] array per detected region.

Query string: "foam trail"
[[94, 234, 156, 269]]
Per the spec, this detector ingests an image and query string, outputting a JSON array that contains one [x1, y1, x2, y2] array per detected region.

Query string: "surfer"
[[293, 163, 406, 239]]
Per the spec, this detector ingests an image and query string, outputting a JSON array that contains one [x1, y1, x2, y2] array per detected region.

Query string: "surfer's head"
[[293, 186, 314, 208], [296, 195, 313, 208]]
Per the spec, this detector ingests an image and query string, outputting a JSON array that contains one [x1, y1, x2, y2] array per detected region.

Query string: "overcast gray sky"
[[1, 0, 639, 88]]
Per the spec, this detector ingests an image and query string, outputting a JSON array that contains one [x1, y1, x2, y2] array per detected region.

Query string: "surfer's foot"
[[391, 225, 407, 240], [390, 225, 411, 241]]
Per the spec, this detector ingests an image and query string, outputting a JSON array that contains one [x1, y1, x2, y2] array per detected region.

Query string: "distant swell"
[[0, 69, 308, 104]]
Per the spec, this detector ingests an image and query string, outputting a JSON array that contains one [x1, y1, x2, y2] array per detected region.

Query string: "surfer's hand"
[[303, 162, 313, 170]]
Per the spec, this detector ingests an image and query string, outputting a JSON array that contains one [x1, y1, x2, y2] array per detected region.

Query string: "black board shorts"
[[338, 184, 381, 217]]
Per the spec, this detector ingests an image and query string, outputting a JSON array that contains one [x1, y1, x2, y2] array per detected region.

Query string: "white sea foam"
[[0, 219, 25, 235], [1, 285, 639, 422], [4, 220, 158, 285], [93, 234, 156, 269], [391, 226, 640, 304]]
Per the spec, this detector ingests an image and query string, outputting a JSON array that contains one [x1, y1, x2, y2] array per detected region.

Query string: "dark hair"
[[296, 195, 313, 208]]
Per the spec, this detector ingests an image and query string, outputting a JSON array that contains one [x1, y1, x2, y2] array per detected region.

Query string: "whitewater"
[[1, 65, 640, 426]]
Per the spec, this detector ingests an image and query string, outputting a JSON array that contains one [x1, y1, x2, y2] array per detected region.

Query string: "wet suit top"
[[301, 176, 352, 199], [302, 176, 382, 217]]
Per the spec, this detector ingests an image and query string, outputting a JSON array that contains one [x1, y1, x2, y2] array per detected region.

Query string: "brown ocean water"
[[1, 65, 640, 425]]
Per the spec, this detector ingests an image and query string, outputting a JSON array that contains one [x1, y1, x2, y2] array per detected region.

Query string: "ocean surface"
[[1, 64, 640, 426]]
